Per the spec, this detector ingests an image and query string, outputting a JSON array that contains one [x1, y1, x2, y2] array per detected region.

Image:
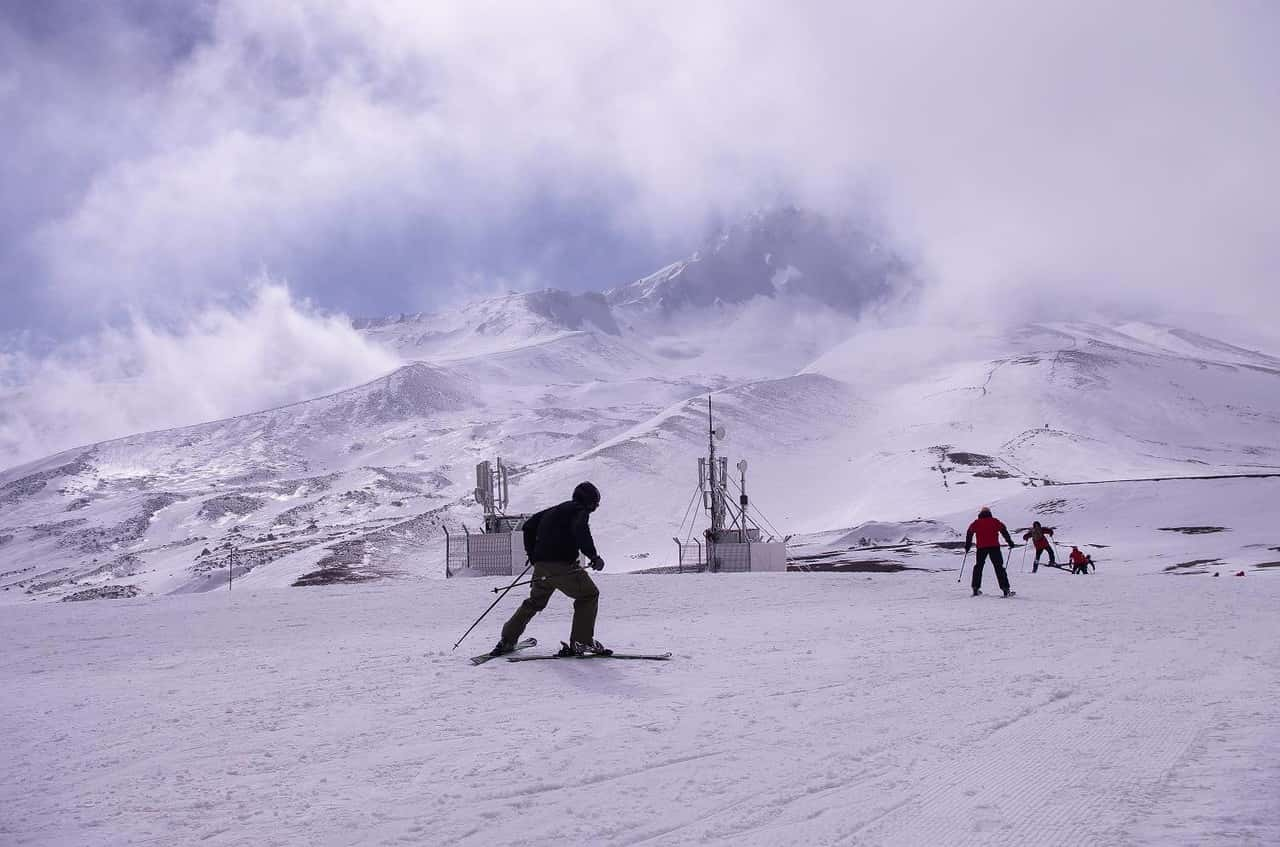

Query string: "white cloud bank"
[[4, 0, 1277, 323], [0, 284, 398, 469]]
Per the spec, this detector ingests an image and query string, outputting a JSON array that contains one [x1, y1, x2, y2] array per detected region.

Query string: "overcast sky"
[[3, 0, 1278, 337], [1, 1, 1277, 467]]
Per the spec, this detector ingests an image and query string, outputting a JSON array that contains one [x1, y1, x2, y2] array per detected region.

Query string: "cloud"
[[2, 2, 1277, 330], [0, 283, 399, 470]]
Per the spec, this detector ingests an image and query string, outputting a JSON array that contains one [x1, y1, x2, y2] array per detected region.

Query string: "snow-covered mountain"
[[607, 206, 910, 314], [3, 211, 1278, 601]]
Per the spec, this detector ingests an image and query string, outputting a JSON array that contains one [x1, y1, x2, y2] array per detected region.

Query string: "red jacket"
[[967, 516, 1011, 549], [1070, 549, 1089, 565], [1023, 526, 1054, 550]]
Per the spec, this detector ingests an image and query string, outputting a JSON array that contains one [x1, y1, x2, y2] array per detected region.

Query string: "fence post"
[[444, 526, 453, 578]]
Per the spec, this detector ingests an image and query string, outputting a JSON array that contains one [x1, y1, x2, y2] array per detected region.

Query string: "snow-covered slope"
[[355, 289, 621, 362], [4, 306, 1277, 603], [2, 207, 1278, 601], [4, 549, 1277, 845]]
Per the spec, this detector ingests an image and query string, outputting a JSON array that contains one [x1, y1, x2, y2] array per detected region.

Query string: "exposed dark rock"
[[32, 518, 89, 539], [198, 494, 266, 521], [1032, 499, 1069, 515], [340, 489, 378, 506], [1164, 558, 1222, 572], [946, 452, 997, 467], [61, 584, 141, 602], [62, 494, 183, 553], [276, 500, 322, 527], [607, 207, 909, 316], [0, 453, 94, 506]]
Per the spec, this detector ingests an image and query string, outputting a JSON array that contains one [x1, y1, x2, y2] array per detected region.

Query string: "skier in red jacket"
[[1069, 546, 1094, 574], [965, 506, 1016, 597], [1022, 521, 1056, 572]]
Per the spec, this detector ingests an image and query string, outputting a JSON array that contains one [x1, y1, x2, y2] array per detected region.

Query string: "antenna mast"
[[699, 396, 728, 534], [681, 395, 790, 572], [474, 458, 510, 518]]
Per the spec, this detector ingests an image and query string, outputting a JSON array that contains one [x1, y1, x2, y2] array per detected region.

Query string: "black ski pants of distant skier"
[[1033, 545, 1056, 572], [972, 546, 1011, 594], [501, 560, 599, 645]]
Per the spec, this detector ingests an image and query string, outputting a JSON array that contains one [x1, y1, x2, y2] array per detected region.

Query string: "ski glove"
[[589, 556, 605, 571]]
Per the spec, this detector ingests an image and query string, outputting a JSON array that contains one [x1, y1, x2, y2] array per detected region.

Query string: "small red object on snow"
[[1234, 571, 1245, 577]]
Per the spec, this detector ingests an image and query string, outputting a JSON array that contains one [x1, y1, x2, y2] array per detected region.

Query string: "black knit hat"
[[573, 481, 601, 510]]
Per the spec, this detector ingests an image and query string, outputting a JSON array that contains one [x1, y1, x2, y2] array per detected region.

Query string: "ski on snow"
[[470, 637, 536, 665], [507, 650, 672, 663]]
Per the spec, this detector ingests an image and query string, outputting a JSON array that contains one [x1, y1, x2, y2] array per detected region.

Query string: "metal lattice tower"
[[474, 458, 511, 517]]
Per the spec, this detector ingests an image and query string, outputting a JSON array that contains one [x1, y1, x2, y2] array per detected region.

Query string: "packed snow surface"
[[4, 533, 1278, 845]]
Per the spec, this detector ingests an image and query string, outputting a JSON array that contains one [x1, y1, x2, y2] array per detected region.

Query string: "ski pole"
[[956, 549, 970, 583], [1020, 542, 1029, 573], [452, 559, 533, 650]]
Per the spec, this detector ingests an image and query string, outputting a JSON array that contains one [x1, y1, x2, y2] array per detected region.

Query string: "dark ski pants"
[[972, 547, 1011, 594], [501, 560, 599, 645], [1033, 545, 1056, 572]]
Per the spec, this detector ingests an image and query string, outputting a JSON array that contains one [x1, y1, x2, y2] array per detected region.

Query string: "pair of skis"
[[470, 638, 671, 666]]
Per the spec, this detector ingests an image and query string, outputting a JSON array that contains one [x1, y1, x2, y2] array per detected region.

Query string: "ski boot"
[[557, 639, 614, 657], [489, 639, 516, 658], [1003, 590, 1016, 597], [972, 589, 983, 597]]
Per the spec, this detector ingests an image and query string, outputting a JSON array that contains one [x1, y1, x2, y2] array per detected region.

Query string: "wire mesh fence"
[[674, 539, 706, 573], [444, 527, 468, 577], [466, 533, 516, 576], [709, 541, 751, 573]]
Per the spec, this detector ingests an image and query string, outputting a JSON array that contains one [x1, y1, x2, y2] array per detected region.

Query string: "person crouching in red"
[[965, 507, 1016, 597], [1069, 546, 1094, 574]]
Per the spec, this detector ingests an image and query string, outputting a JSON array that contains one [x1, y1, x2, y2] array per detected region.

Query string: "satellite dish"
[[713, 426, 727, 441], [736, 459, 748, 472]]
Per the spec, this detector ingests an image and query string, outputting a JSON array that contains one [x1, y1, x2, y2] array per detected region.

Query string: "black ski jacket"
[[522, 500, 599, 564]]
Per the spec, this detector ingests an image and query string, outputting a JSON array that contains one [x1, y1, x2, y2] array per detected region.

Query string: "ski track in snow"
[[2, 571, 1277, 846]]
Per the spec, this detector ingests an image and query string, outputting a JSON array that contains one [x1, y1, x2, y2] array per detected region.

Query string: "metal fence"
[[444, 526, 468, 578], [709, 541, 752, 573], [673, 538, 705, 572], [466, 533, 515, 576]]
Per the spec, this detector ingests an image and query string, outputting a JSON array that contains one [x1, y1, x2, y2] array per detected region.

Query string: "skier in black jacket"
[[491, 482, 611, 657]]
